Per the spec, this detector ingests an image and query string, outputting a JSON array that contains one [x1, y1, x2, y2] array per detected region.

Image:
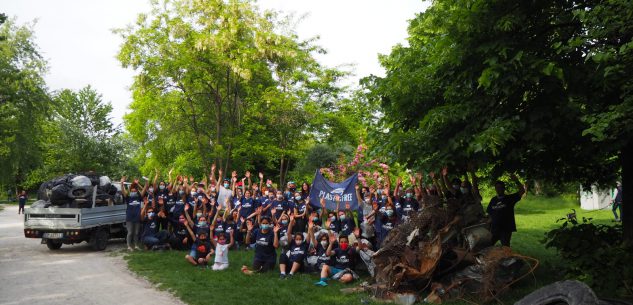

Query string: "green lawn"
[[124, 195, 617, 305]]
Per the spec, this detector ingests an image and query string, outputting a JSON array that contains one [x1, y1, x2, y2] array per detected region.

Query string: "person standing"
[[613, 182, 623, 222], [17, 190, 27, 214], [486, 173, 525, 247], [120, 176, 148, 251]]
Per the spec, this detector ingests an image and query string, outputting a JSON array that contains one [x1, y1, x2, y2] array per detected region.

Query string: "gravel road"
[[0, 204, 184, 305]]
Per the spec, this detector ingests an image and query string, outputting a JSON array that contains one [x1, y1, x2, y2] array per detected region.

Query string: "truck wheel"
[[90, 229, 109, 251], [515, 280, 599, 305], [46, 240, 62, 250]]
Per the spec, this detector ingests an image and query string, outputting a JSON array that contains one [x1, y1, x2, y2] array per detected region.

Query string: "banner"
[[309, 170, 359, 211]]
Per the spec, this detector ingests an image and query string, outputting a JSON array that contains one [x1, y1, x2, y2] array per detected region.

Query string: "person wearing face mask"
[[278, 216, 311, 279], [272, 191, 288, 221], [120, 176, 148, 251], [169, 186, 188, 230], [355, 184, 376, 242], [209, 230, 234, 271], [292, 192, 308, 233], [155, 196, 169, 231], [374, 202, 398, 248], [401, 187, 420, 218], [338, 203, 356, 237], [169, 215, 192, 250], [314, 234, 358, 286], [243, 216, 279, 273], [238, 190, 258, 227], [140, 204, 170, 250], [184, 227, 214, 267], [194, 215, 210, 237], [307, 221, 334, 273]]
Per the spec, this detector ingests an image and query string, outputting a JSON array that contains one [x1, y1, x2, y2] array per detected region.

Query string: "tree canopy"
[[368, 0, 632, 238], [115, 0, 356, 185]]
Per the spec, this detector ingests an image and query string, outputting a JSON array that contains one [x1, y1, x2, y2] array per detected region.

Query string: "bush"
[[542, 217, 633, 297]]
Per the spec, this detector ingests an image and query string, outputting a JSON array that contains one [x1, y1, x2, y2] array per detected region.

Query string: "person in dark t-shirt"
[[17, 190, 27, 214], [486, 174, 525, 247]]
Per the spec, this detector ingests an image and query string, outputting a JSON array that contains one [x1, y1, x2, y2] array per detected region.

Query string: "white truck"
[[24, 178, 128, 251]]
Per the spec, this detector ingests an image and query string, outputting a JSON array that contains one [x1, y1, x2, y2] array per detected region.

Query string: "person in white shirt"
[[210, 229, 234, 271]]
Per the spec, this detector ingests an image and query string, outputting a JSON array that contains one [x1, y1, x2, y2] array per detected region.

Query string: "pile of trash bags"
[[362, 196, 538, 304], [34, 173, 118, 208]]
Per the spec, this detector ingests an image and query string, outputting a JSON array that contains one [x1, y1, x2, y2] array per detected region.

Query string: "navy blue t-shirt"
[[18, 194, 27, 206], [252, 228, 276, 262], [288, 241, 309, 262], [125, 195, 143, 223], [339, 217, 355, 236], [487, 193, 522, 233], [332, 247, 354, 269], [272, 200, 288, 219], [142, 217, 158, 238], [192, 238, 212, 259], [316, 243, 333, 267]]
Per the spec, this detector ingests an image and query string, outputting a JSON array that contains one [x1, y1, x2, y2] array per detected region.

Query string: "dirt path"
[[0, 205, 184, 305]]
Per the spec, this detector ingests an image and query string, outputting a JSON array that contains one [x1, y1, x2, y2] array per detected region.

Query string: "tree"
[[0, 17, 49, 189], [116, 0, 344, 182], [368, 0, 633, 240], [40, 86, 130, 176]]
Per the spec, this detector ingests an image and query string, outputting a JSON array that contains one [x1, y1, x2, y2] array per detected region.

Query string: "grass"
[[124, 195, 617, 305]]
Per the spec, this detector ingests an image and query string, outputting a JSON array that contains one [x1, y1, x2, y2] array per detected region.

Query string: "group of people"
[[118, 164, 526, 286]]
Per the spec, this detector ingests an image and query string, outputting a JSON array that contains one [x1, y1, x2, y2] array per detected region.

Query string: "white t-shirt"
[[214, 244, 230, 264]]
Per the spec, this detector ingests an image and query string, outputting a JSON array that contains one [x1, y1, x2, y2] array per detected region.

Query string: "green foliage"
[[0, 17, 49, 188], [543, 217, 633, 296], [367, 0, 632, 188], [115, 0, 349, 184]]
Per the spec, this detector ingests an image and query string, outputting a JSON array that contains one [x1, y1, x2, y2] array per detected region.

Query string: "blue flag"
[[309, 170, 359, 211]]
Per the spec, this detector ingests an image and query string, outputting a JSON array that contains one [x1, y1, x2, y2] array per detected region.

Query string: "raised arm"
[[510, 173, 525, 196], [120, 176, 128, 197], [383, 166, 392, 194], [258, 172, 264, 192], [245, 171, 252, 192], [273, 224, 280, 248], [441, 166, 456, 196], [468, 166, 482, 200], [209, 163, 217, 185]]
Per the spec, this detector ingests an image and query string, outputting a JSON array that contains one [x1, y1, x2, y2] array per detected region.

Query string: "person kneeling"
[[141, 204, 169, 250], [314, 234, 358, 286], [210, 231, 234, 271]]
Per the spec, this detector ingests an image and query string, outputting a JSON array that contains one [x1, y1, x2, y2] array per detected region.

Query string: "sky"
[[1, 0, 429, 125]]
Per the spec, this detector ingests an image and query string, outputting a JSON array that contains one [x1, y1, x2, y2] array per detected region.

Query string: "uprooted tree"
[[367, 0, 633, 241]]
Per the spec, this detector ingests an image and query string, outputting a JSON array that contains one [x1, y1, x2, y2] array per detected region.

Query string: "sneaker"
[[314, 280, 328, 287], [279, 274, 286, 279]]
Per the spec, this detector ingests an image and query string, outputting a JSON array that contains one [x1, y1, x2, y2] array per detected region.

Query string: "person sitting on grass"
[[278, 215, 311, 279], [140, 200, 170, 250], [242, 216, 279, 274], [184, 223, 214, 267], [314, 233, 358, 287], [169, 215, 191, 250], [209, 230, 234, 271]]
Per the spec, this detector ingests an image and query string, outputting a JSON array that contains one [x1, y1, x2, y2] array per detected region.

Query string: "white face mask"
[[320, 240, 328, 248]]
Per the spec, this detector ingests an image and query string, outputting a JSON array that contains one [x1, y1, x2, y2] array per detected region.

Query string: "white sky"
[[1, 0, 429, 125]]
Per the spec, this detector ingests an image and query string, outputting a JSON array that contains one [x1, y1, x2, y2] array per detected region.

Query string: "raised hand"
[[441, 166, 448, 177], [120, 176, 127, 183], [329, 232, 337, 244], [258, 172, 264, 179], [231, 171, 237, 178], [189, 176, 194, 183], [355, 184, 359, 191], [245, 171, 251, 178], [429, 171, 436, 179], [409, 175, 416, 185], [273, 224, 281, 233], [334, 195, 340, 203], [246, 221, 254, 231], [320, 198, 326, 207], [353, 227, 360, 238], [345, 202, 351, 210], [396, 176, 402, 186], [211, 163, 216, 172]]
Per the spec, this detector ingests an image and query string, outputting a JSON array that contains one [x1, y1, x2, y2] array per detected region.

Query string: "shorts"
[[330, 267, 343, 275], [279, 252, 305, 266], [189, 249, 197, 258], [212, 263, 229, 271], [252, 259, 275, 272]]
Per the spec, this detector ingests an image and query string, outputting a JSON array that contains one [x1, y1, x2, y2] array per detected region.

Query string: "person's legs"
[[133, 222, 142, 249], [499, 231, 512, 247], [279, 253, 290, 277], [126, 221, 135, 250], [289, 261, 302, 275], [185, 253, 197, 265], [613, 202, 621, 220], [315, 265, 332, 286], [18, 203, 24, 214], [143, 235, 159, 248]]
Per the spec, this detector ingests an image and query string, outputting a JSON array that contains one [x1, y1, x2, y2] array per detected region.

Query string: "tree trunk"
[[621, 139, 633, 244], [279, 156, 285, 188]]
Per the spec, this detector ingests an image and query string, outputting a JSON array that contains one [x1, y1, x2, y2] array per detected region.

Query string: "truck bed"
[[24, 204, 127, 230]]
